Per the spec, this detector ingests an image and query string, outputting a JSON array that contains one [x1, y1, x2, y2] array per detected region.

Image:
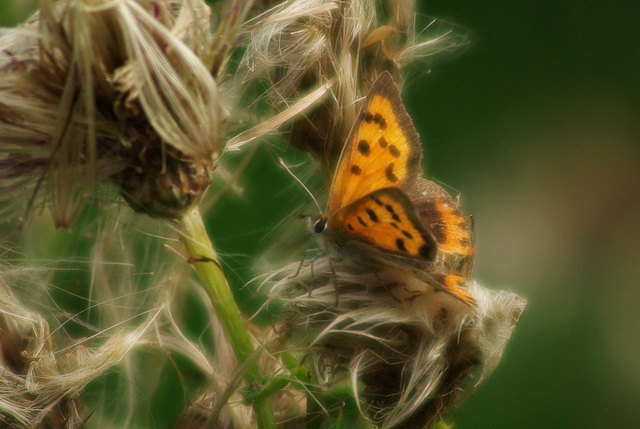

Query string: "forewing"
[[327, 188, 436, 261], [327, 72, 422, 214]]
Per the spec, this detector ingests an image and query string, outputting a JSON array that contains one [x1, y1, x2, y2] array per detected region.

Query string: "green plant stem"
[[178, 208, 276, 429]]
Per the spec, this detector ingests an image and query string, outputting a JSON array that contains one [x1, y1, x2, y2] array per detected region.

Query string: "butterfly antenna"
[[278, 157, 323, 214]]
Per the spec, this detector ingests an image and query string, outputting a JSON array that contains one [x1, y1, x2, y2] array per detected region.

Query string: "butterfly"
[[313, 71, 475, 305]]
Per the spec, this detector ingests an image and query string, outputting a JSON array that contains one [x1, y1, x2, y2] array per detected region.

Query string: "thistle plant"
[[0, 1, 524, 428]]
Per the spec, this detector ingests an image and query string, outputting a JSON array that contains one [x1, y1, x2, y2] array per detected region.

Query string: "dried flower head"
[[263, 255, 525, 428], [0, 0, 226, 227], [234, 0, 469, 165]]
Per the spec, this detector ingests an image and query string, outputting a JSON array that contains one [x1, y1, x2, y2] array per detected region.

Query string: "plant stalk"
[[178, 207, 276, 429]]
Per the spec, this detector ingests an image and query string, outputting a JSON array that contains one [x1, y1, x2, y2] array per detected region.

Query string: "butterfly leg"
[[290, 248, 325, 279], [309, 249, 330, 280]]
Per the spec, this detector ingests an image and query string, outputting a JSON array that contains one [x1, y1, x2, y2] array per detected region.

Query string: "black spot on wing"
[[389, 144, 401, 158], [385, 163, 398, 183], [357, 216, 368, 227], [358, 140, 371, 156], [366, 208, 379, 222], [350, 165, 361, 175], [373, 112, 387, 130], [419, 243, 435, 260], [401, 230, 413, 239], [385, 204, 401, 222], [396, 238, 407, 253], [378, 136, 388, 148]]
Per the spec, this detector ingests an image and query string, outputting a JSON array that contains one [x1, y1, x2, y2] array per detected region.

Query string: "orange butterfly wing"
[[327, 72, 422, 214], [327, 188, 436, 260], [417, 198, 474, 257]]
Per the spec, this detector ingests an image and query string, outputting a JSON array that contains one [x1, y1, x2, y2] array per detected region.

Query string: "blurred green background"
[[2, 1, 639, 428], [413, 2, 640, 428]]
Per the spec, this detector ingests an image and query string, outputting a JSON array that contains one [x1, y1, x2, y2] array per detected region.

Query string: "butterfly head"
[[310, 214, 328, 235]]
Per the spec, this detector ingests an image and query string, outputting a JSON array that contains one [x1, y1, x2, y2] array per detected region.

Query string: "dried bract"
[[0, 0, 223, 226]]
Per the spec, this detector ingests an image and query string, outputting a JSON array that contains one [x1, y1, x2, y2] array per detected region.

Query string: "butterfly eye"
[[313, 217, 327, 234]]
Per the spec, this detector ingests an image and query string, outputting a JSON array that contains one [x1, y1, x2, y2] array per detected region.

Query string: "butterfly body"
[[315, 72, 475, 305]]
